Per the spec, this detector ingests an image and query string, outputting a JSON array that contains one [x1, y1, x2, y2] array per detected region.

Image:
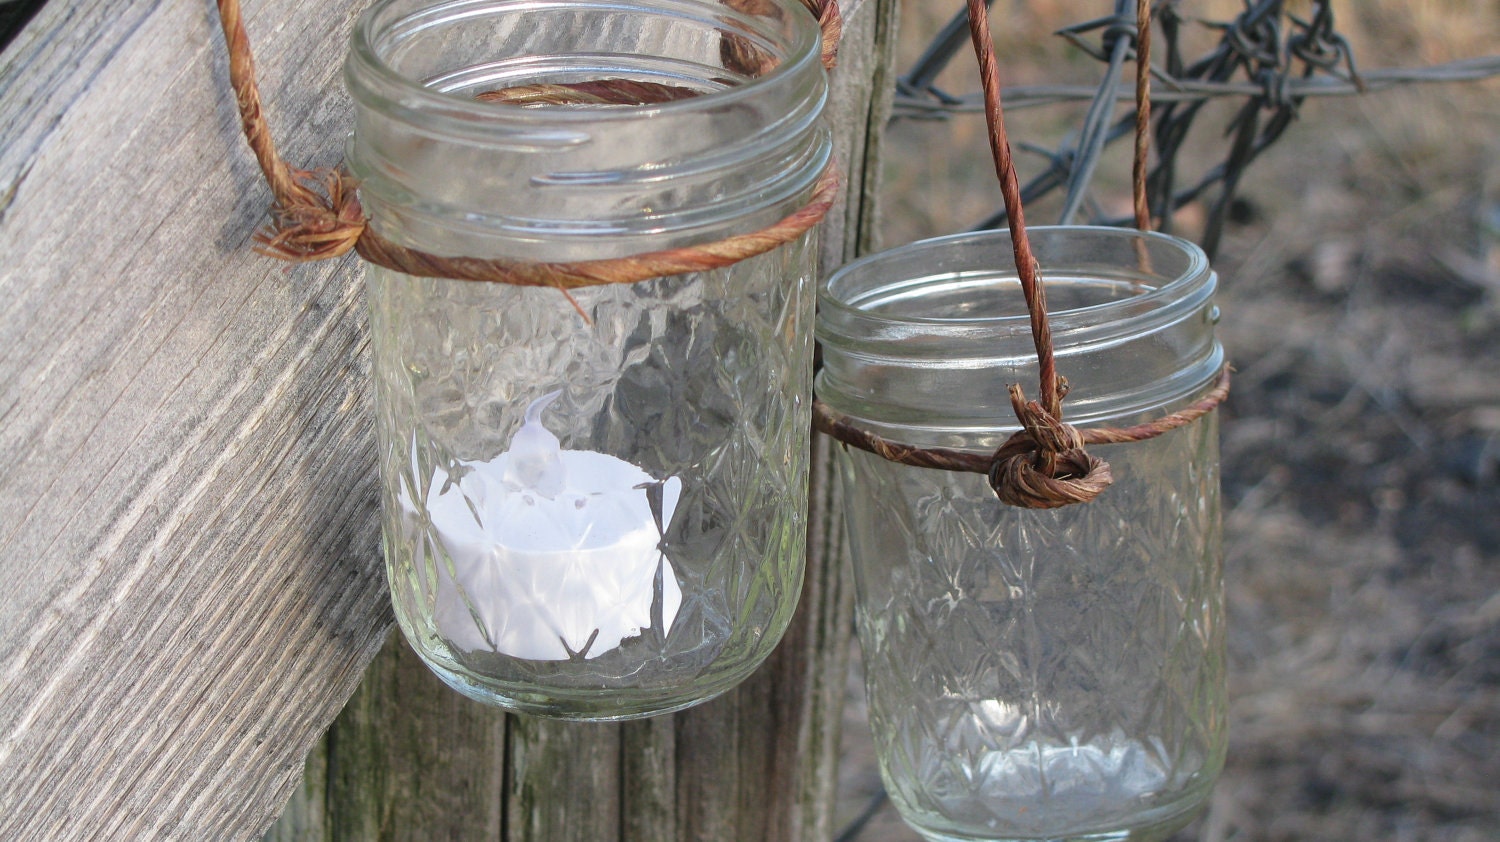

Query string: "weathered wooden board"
[[0, 0, 389, 836], [0, 0, 895, 835]]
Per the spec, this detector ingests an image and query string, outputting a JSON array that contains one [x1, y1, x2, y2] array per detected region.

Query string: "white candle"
[[402, 392, 682, 661]]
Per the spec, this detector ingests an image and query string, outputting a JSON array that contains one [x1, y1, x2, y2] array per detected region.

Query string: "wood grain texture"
[[266, 0, 898, 837], [507, 714, 623, 840], [0, 0, 392, 837], [261, 737, 329, 842], [327, 634, 509, 841], [620, 714, 677, 840]]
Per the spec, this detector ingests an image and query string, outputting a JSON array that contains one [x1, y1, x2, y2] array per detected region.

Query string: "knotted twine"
[[810, 0, 1230, 509], [216, 0, 843, 290]]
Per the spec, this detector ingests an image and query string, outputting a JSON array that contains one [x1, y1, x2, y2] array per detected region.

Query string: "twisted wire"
[[893, 0, 1500, 257]]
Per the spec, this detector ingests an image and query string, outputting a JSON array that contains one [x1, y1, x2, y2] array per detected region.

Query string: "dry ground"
[[834, 2, 1500, 840]]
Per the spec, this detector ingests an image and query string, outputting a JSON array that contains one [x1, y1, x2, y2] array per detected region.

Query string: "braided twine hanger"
[[810, 0, 1231, 509]]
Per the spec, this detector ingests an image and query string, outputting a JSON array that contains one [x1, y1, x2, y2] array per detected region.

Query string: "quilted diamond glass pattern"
[[370, 235, 814, 720], [843, 419, 1225, 842], [348, 0, 829, 721], [818, 227, 1227, 841]]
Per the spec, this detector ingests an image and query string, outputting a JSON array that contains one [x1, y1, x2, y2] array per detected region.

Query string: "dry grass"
[[838, 2, 1500, 840]]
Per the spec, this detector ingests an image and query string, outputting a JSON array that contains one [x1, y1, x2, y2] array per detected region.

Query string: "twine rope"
[[811, 0, 1229, 509], [813, 365, 1231, 508], [1133, 0, 1152, 232], [214, 0, 844, 291]]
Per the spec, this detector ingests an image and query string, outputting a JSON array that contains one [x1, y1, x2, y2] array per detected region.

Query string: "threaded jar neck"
[[816, 227, 1223, 450], [345, 0, 830, 262]]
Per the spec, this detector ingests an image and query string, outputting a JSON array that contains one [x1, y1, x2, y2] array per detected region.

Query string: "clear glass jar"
[[345, 0, 829, 720], [817, 227, 1227, 841]]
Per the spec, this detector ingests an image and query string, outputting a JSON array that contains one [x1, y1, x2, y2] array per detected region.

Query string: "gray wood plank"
[[620, 714, 677, 841], [507, 717, 623, 841], [262, 736, 329, 842], [0, 0, 392, 837], [326, 634, 509, 841]]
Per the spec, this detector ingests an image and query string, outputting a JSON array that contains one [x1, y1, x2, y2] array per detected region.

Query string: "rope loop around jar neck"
[[213, 0, 844, 311], [813, 364, 1232, 506], [811, 0, 1230, 510]]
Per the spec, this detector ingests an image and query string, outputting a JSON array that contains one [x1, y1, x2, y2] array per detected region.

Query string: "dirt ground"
[[832, 2, 1500, 840]]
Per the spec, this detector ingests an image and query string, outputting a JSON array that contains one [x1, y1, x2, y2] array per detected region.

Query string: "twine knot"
[[217, 0, 841, 284], [804, 0, 843, 70], [987, 382, 1113, 509], [254, 167, 366, 262]]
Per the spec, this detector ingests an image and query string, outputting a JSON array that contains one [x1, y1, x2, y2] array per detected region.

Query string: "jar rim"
[[348, 0, 824, 132], [819, 226, 1212, 337], [815, 226, 1223, 443]]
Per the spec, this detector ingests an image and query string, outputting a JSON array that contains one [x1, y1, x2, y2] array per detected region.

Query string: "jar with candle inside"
[[346, 0, 830, 719]]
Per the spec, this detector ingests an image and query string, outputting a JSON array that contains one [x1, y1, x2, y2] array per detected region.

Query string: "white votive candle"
[[403, 392, 682, 661]]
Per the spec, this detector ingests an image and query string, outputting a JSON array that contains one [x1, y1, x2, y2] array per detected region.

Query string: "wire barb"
[[891, 1, 1499, 259]]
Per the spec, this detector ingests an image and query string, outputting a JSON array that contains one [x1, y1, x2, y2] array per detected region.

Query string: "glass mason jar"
[[345, 0, 829, 720], [817, 227, 1227, 841]]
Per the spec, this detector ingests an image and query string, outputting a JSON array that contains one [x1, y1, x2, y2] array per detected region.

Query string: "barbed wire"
[[895, 56, 1500, 116], [893, 0, 1500, 258]]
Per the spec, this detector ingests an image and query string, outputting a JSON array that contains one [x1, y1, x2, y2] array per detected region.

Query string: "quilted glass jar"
[[817, 227, 1227, 840], [346, 0, 829, 719]]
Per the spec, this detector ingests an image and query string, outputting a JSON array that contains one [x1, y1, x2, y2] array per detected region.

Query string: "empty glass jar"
[[817, 227, 1227, 841], [346, 0, 830, 719]]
